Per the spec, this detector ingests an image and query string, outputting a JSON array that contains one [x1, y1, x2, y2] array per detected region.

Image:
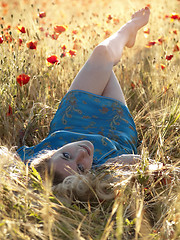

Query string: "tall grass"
[[0, 0, 179, 239]]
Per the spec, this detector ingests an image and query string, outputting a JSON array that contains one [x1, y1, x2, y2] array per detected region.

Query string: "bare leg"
[[69, 8, 150, 99], [102, 71, 126, 105]]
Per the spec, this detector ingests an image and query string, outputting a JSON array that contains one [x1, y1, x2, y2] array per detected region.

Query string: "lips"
[[79, 144, 91, 156]]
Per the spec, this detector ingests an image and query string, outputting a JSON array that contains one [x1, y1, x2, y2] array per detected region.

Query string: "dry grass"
[[0, 0, 180, 239]]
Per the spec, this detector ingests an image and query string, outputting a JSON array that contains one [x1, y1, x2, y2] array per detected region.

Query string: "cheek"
[[55, 160, 77, 176]]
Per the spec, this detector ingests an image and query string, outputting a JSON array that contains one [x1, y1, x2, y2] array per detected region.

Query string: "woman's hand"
[[106, 154, 141, 165]]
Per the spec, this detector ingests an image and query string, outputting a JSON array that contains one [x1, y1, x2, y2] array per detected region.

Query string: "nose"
[[74, 149, 92, 171]]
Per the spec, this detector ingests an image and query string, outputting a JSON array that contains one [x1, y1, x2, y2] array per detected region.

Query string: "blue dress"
[[17, 90, 138, 168]]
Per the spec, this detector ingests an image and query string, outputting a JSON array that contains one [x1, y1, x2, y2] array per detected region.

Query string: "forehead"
[[53, 142, 77, 156], [59, 141, 80, 150]]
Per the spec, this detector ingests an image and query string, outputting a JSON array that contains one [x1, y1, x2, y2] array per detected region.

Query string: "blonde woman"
[[17, 8, 151, 196]]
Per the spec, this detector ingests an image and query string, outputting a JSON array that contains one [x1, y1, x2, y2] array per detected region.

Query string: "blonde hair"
[[52, 172, 117, 203], [2, 147, 179, 205], [29, 150, 125, 202], [30, 149, 58, 181]]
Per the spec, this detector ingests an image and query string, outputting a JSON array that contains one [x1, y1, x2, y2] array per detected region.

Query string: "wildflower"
[[146, 41, 156, 48], [0, 36, 3, 43], [72, 30, 78, 34], [173, 44, 179, 52], [170, 12, 180, 21], [39, 27, 44, 32], [39, 12, 46, 18], [4, 32, 13, 43], [17, 74, 30, 86], [172, 30, 177, 35], [18, 38, 23, 46], [17, 25, 26, 33], [6, 105, 13, 116], [51, 33, 59, 40], [143, 27, 150, 38], [1, 2, 8, 7], [61, 44, 67, 51], [104, 30, 112, 38], [107, 14, 113, 20], [47, 55, 59, 64], [143, 27, 150, 34], [4, 25, 11, 31], [60, 52, 66, 58], [160, 64, 166, 70], [73, 42, 80, 50], [27, 41, 37, 49], [113, 18, 120, 25], [157, 36, 165, 45], [45, 32, 49, 37], [67, 49, 77, 57], [54, 25, 67, 34], [162, 86, 169, 94], [131, 82, 135, 89], [166, 55, 173, 60]]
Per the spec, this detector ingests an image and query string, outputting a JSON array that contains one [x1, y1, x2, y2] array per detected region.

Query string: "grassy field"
[[0, 0, 180, 239]]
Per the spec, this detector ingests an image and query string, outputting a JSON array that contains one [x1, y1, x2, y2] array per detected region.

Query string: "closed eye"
[[62, 152, 71, 160]]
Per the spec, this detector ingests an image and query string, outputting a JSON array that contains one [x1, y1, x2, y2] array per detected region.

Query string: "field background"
[[0, 0, 179, 239]]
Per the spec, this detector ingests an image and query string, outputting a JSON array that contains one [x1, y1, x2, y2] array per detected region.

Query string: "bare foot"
[[125, 7, 150, 48]]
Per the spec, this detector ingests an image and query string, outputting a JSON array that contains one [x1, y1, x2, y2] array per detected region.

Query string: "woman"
[[17, 7, 151, 190]]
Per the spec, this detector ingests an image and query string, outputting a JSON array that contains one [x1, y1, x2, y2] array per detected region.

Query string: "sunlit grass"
[[0, 0, 180, 239]]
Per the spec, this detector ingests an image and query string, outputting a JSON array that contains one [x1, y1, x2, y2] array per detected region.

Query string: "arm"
[[106, 154, 142, 165]]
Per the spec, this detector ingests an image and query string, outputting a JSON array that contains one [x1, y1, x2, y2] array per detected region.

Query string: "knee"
[[92, 45, 113, 64]]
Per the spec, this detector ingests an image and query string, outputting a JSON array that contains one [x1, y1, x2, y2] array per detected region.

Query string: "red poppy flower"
[[60, 52, 66, 58], [39, 27, 44, 32], [18, 38, 23, 46], [113, 18, 120, 25], [2, 2, 8, 8], [173, 44, 179, 52], [4, 25, 11, 31], [39, 12, 46, 18], [17, 25, 26, 33], [170, 13, 180, 20], [160, 64, 166, 70], [172, 30, 177, 35], [143, 27, 150, 34], [131, 82, 135, 89], [72, 29, 78, 34], [104, 29, 112, 38], [47, 55, 59, 64], [67, 49, 77, 57], [146, 41, 156, 48], [157, 37, 165, 45], [0, 36, 3, 43], [107, 14, 113, 20], [166, 55, 173, 60], [17, 74, 30, 86], [6, 105, 13, 116], [27, 41, 37, 49], [5, 32, 13, 42], [54, 25, 67, 34], [61, 44, 67, 51], [51, 33, 59, 40]]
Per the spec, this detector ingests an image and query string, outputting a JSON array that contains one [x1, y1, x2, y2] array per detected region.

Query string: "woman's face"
[[50, 140, 94, 180]]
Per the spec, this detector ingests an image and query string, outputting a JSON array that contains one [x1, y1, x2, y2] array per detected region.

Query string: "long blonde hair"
[[31, 150, 180, 204], [30, 150, 118, 202], [2, 147, 178, 205]]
